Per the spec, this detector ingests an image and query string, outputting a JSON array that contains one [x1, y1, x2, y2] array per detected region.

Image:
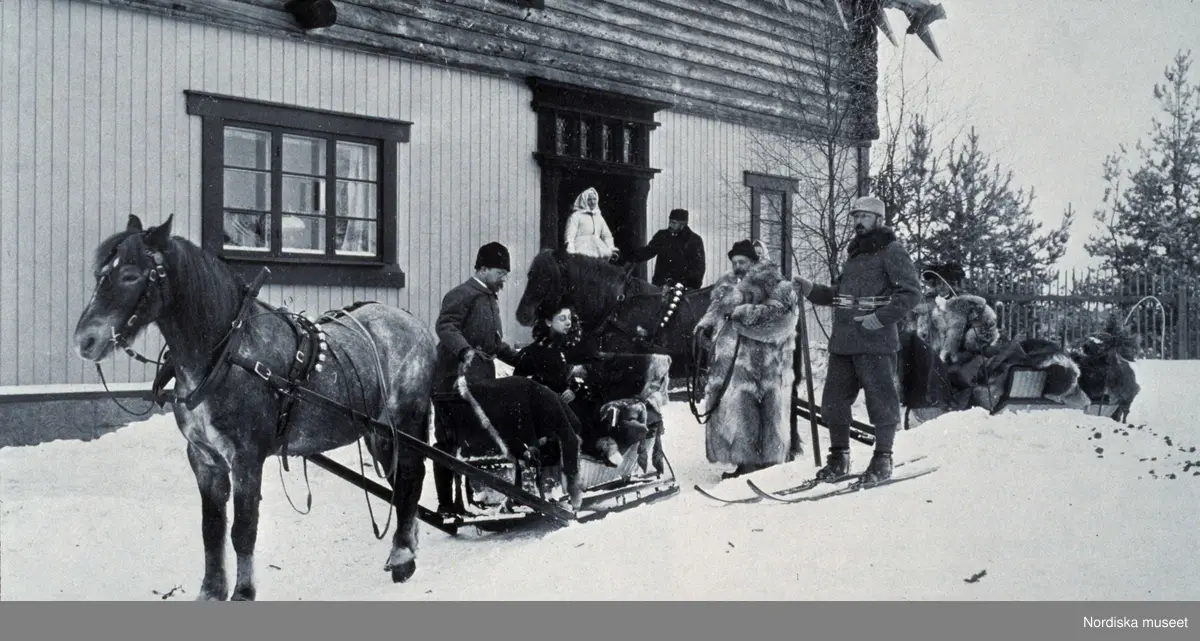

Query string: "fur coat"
[[695, 259, 800, 467], [915, 294, 1000, 364]]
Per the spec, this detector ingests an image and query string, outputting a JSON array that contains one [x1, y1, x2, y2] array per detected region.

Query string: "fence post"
[[1178, 283, 1190, 360]]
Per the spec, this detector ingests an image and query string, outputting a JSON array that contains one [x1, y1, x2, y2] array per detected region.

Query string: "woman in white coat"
[[563, 187, 619, 261]]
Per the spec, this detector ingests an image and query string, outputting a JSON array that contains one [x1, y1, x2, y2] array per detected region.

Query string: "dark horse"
[[72, 215, 437, 600], [515, 249, 713, 379]]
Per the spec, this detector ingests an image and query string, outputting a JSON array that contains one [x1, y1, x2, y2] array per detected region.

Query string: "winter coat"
[[695, 259, 800, 466], [564, 189, 617, 259], [512, 338, 600, 396], [624, 226, 707, 289], [433, 277, 521, 392], [804, 227, 922, 355], [564, 211, 617, 259]]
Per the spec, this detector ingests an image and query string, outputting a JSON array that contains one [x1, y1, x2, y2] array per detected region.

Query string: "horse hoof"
[[230, 586, 256, 601], [389, 559, 417, 583], [195, 591, 227, 601]]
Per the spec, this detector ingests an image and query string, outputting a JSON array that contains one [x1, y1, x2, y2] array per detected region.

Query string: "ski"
[[747, 465, 939, 504], [695, 455, 928, 505], [692, 484, 762, 505]]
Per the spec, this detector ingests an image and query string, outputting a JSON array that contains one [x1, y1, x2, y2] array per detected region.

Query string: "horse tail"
[[453, 376, 511, 460]]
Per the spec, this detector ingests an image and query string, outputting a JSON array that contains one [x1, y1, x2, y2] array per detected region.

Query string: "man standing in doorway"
[[431, 241, 522, 516], [793, 196, 922, 484], [623, 208, 707, 290]]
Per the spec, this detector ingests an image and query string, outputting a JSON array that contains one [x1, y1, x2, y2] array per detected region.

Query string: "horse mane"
[[538, 250, 658, 319]]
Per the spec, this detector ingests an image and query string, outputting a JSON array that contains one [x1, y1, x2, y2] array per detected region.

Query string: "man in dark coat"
[[431, 241, 522, 515], [794, 196, 922, 484], [623, 208, 707, 289]]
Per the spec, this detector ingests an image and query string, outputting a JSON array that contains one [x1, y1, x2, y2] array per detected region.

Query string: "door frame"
[[527, 77, 670, 280]]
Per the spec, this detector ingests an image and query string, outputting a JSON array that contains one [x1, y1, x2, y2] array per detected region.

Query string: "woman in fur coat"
[[695, 239, 800, 479], [563, 187, 619, 261]]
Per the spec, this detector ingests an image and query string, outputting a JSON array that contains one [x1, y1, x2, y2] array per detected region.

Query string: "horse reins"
[[686, 321, 742, 424]]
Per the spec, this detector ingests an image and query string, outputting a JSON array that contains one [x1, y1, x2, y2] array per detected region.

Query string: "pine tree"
[[1086, 50, 1200, 278], [891, 127, 1073, 288]]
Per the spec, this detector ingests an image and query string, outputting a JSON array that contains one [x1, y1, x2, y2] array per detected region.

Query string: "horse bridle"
[[90, 234, 266, 411], [550, 253, 700, 352], [93, 242, 171, 366]]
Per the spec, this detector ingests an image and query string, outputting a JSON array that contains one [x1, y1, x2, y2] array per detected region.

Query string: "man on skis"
[[793, 196, 922, 483]]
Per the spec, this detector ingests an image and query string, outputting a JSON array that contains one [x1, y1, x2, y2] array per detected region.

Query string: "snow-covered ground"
[[2, 360, 1198, 601]]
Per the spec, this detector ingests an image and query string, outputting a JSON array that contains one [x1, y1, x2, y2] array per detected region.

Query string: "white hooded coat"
[[564, 187, 617, 259]]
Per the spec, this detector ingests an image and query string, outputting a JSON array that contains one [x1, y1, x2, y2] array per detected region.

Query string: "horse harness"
[[559, 255, 697, 351], [111, 244, 373, 471]]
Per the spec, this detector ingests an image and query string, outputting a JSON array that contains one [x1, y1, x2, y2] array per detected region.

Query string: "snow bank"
[[2, 361, 1197, 600]]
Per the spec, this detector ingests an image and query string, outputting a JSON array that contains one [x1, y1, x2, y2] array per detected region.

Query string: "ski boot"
[[861, 451, 893, 484], [815, 447, 851, 480]]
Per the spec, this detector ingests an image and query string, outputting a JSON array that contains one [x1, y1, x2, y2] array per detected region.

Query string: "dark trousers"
[[432, 401, 462, 511], [821, 352, 900, 453]]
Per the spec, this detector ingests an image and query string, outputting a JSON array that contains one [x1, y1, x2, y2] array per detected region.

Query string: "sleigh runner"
[[427, 352, 683, 533]]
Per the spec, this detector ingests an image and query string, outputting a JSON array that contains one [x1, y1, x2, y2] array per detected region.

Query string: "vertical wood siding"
[[0, 0, 541, 386], [1, 0, 853, 388]]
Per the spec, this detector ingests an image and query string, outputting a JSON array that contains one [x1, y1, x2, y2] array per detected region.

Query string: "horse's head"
[[516, 249, 566, 327], [73, 214, 175, 361]]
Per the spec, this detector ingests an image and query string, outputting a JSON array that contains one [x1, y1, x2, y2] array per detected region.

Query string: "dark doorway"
[[526, 78, 670, 284]]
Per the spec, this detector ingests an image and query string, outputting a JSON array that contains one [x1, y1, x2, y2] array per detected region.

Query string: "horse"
[[514, 249, 713, 380], [1072, 330, 1141, 422], [72, 214, 437, 600]]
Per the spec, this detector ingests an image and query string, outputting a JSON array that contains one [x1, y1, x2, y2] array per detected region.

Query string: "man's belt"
[[833, 295, 891, 311]]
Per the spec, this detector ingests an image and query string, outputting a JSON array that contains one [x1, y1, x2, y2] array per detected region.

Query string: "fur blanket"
[[899, 333, 1092, 417], [970, 338, 1090, 412], [695, 260, 800, 466]]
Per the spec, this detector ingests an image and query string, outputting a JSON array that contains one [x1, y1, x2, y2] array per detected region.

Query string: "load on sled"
[[430, 351, 679, 533], [898, 265, 1141, 426]]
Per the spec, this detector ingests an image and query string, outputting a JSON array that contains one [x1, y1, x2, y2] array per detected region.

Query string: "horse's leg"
[[229, 451, 266, 601], [538, 387, 583, 509], [368, 428, 425, 583], [186, 444, 232, 601]]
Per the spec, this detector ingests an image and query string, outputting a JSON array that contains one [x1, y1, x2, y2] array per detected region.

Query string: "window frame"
[[744, 171, 798, 278], [185, 90, 411, 288]]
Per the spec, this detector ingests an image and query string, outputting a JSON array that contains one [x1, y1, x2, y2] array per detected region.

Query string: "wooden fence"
[[975, 268, 1199, 360]]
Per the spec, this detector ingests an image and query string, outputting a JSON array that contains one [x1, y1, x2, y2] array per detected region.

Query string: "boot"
[[815, 447, 851, 480], [433, 465, 461, 516], [861, 451, 893, 484]]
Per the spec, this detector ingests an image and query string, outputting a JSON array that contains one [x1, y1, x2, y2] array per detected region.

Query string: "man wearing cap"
[[431, 241, 523, 516], [794, 196, 922, 484], [694, 239, 800, 479], [623, 208, 707, 290]]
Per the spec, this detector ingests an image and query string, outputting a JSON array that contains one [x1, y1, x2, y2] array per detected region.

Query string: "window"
[[744, 171, 798, 278], [186, 91, 411, 287]]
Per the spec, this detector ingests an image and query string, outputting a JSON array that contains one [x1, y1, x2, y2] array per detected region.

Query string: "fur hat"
[[669, 208, 689, 222], [475, 242, 510, 271], [727, 239, 760, 262], [850, 196, 886, 218]]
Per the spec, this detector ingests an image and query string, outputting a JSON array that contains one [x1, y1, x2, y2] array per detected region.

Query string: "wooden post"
[[1177, 280, 1189, 360]]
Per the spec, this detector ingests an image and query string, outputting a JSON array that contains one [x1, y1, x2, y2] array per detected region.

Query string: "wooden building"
[[0, 0, 879, 444]]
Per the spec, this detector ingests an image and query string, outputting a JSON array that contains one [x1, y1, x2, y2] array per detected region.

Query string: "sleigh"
[[428, 353, 681, 534], [897, 332, 1112, 426]]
